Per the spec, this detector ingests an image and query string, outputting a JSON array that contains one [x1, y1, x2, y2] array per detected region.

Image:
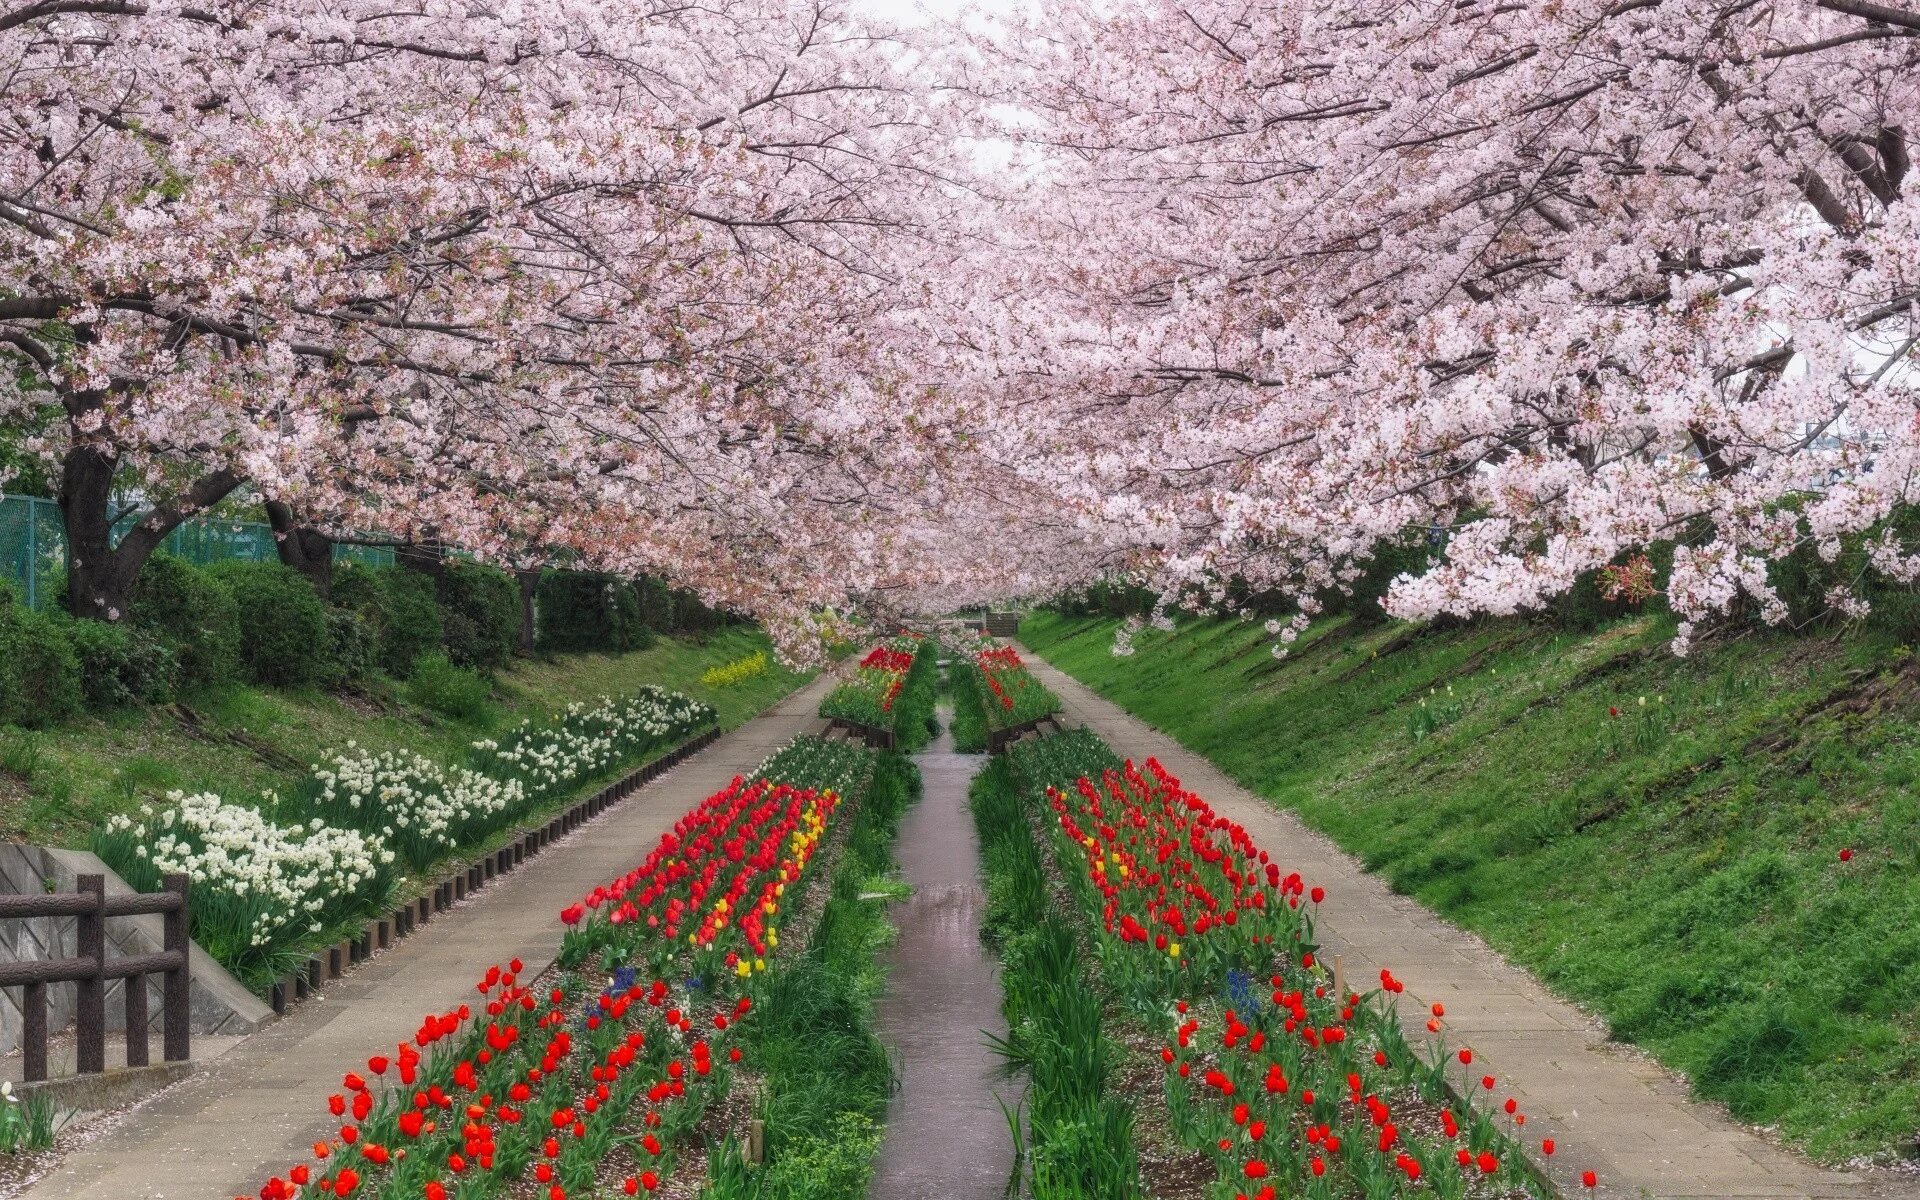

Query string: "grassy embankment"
[[0, 625, 807, 848], [1022, 609, 1920, 1164]]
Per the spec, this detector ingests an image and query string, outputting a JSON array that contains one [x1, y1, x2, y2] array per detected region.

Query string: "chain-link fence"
[[0, 495, 394, 609]]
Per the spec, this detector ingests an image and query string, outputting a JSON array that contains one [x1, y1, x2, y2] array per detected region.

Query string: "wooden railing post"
[[75, 874, 105, 1075], [23, 981, 46, 1082], [162, 872, 191, 1063], [124, 962, 149, 1067]]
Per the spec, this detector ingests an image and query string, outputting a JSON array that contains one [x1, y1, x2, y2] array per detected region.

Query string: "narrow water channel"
[[868, 703, 1016, 1199]]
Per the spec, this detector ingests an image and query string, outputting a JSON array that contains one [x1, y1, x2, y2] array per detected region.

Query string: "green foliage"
[[637, 576, 730, 636], [536, 570, 650, 654], [946, 651, 988, 752], [0, 1086, 58, 1153], [405, 652, 496, 724], [206, 560, 331, 688], [323, 605, 379, 684], [891, 644, 940, 753], [130, 553, 241, 692], [759, 1113, 884, 1199], [437, 560, 518, 671], [331, 563, 443, 676], [0, 600, 82, 727], [60, 615, 177, 708]]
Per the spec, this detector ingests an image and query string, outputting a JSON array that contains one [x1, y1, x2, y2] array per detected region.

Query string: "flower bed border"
[[261, 722, 722, 1018], [823, 717, 896, 751], [983, 712, 1061, 755]]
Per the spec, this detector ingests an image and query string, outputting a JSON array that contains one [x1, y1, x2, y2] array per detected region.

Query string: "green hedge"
[[130, 553, 242, 692], [438, 561, 518, 670], [332, 563, 443, 677], [536, 570, 651, 654], [0, 554, 685, 730], [207, 561, 332, 688], [0, 601, 81, 727], [62, 616, 177, 708]]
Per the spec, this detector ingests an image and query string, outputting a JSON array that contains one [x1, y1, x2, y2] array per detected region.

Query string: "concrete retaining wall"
[[0, 844, 272, 1055]]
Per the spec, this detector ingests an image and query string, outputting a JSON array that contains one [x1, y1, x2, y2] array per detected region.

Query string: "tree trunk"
[[516, 569, 540, 657], [263, 501, 335, 597], [58, 430, 245, 622]]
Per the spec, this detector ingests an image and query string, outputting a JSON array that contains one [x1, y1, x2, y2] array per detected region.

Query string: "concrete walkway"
[[869, 704, 1015, 1199], [22, 675, 835, 1200], [1018, 648, 1916, 1200]]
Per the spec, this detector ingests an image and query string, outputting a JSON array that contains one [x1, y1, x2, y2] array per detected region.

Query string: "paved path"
[[1019, 648, 1916, 1200], [869, 704, 1014, 1199], [22, 675, 835, 1200]]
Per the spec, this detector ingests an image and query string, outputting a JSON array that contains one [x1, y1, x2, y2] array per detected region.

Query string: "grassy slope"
[[0, 626, 808, 849], [1021, 610, 1920, 1164]]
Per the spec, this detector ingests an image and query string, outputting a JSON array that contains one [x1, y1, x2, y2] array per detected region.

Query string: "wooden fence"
[[0, 874, 190, 1081]]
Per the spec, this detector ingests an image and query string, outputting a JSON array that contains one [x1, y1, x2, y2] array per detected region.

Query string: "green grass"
[[1021, 609, 1920, 1164], [946, 651, 988, 753], [0, 626, 809, 849]]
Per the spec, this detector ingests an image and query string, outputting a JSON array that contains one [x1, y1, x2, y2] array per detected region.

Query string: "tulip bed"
[[972, 643, 1061, 730], [1001, 728, 1574, 1200], [96, 687, 717, 986], [248, 734, 877, 1200], [817, 633, 937, 750]]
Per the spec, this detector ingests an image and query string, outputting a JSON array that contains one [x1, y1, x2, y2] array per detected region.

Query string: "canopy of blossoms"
[[2, 0, 1915, 657]]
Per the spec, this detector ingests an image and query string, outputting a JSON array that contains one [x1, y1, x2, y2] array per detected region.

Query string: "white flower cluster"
[[488, 688, 714, 802], [101, 795, 392, 948], [314, 745, 526, 867], [311, 688, 713, 869], [94, 685, 715, 974]]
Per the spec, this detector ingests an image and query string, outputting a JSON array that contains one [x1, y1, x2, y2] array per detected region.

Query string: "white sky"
[[851, 0, 1030, 21]]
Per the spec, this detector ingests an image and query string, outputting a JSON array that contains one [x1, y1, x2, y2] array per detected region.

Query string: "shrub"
[[405, 652, 494, 722], [535, 570, 650, 654], [437, 560, 517, 670], [129, 554, 241, 692], [0, 600, 82, 727], [206, 561, 331, 688], [331, 564, 443, 676], [61, 616, 177, 708], [324, 606, 379, 685]]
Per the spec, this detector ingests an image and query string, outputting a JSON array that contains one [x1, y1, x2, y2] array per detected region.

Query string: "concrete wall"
[[0, 844, 271, 1055]]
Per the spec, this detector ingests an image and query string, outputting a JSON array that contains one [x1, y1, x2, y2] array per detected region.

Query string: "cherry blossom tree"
[[985, 0, 1920, 651], [0, 0, 974, 648]]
